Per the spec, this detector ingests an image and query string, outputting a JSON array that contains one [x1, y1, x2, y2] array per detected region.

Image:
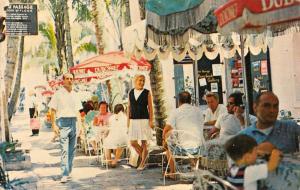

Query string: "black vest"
[[129, 89, 149, 119]]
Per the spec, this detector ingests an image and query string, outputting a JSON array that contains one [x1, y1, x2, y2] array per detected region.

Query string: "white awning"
[[123, 20, 273, 61]]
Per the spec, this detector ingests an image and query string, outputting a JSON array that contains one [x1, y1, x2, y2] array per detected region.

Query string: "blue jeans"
[[56, 117, 77, 177]]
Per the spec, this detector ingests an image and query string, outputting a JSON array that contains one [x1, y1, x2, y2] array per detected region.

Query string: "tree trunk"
[[3, 39, 18, 141], [91, 0, 104, 54], [124, 0, 131, 27], [103, 0, 123, 51], [138, 0, 146, 20], [0, 87, 10, 142], [53, 0, 65, 74], [8, 36, 24, 121], [3, 35, 19, 142], [5, 36, 19, 97], [63, 0, 74, 68], [105, 80, 112, 105], [149, 57, 168, 146]]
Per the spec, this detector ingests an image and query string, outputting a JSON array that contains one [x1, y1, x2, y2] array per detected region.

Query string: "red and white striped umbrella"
[[34, 85, 47, 90], [214, 0, 300, 34], [69, 51, 151, 81], [48, 79, 63, 88], [41, 90, 54, 97]]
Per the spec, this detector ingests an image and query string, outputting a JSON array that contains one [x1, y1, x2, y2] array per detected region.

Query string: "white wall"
[[269, 33, 300, 117], [161, 55, 176, 114]]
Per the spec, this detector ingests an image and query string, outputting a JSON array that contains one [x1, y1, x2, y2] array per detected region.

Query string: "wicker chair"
[[201, 141, 228, 177]]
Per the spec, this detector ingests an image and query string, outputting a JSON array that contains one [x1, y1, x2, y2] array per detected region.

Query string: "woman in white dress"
[[127, 74, 154, 170], [103, 104, 128, 167]]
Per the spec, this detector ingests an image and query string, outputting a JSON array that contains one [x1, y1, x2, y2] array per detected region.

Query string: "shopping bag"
[[30, 118, 41, 129], [128, 146, 139, 167]]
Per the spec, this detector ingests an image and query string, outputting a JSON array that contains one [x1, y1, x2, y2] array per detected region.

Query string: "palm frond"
[[75, 42, 97, 55], [72, 0, 92, 22], [79, 27, 94, 40], [39, 22, 57, 50]]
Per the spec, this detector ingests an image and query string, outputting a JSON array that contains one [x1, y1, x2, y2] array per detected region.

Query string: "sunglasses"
[[227, 102, 235, 106]]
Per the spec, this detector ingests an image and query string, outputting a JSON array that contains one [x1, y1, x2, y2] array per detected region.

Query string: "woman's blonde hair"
[[134, 74, 145, 82]]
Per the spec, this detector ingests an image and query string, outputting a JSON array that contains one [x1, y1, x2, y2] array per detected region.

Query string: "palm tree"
[[75, 42, 97, 55], [49, 0, 66, 73], [5, 36, 19, 98], [72, 0, 104, 55], [8, 36, 24, 121], [62, 0, 74, 68], [2, 0, 21, 141], [103, 0, 125, 50], [38, 22, 57, 79], [149, 58, 168, 146], [74, 27, 97, 56], [124, 0, 131, 27], [91, 0, 104, 54]]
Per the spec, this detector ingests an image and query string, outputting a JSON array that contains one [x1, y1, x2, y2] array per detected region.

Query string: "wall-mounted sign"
[[5, 4, 38, 36], [261, 60, 268, 75]]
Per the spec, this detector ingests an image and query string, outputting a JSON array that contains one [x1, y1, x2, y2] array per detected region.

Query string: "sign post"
[[5, 4, 38, 36]]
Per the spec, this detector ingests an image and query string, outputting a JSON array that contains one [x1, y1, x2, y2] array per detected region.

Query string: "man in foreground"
[[49, 73, 82, 183], [240, 91, 300, 154]]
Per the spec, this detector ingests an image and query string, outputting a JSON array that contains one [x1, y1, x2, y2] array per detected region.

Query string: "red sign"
[[261, 60, 268, 75], [215, 0, 300, 27]]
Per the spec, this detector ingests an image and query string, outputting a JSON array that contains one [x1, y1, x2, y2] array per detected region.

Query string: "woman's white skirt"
[[103, 127, 128, 149], [128, 119, 152, 141]]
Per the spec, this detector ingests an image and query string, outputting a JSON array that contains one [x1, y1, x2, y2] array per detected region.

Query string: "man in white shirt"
[[163, 91, 205, 179], [210, 92, 256, 143], [204, 92, 227, 126], [48, 73, 82, 183]]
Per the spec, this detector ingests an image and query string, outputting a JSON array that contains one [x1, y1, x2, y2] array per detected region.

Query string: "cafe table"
[[203, 125, 214, 140], [262, 153, 300, 190]]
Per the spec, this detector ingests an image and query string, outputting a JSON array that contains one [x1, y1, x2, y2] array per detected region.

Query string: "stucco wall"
[[269, 33, 300, 117], [161, 55, 176, 115]]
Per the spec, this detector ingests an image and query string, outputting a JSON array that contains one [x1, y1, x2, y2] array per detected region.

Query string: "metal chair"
[[147, 127, 164, 170], [163, 129, 206, 185], [201, 140, 228, 177], [194, 170, 238, 190]]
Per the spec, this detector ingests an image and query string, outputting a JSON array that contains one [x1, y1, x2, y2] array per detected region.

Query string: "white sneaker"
[[67, 175, 72, 181], [60, 176, 68, 183]]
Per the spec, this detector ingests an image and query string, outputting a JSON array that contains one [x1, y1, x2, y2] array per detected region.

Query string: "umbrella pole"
[[194, 57, 199, 106], [240, 34, 250, 127]]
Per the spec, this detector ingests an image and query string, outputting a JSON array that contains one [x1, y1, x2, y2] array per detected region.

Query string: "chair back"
[[194, 170, 238, 190], [166, 130, 206, 158], [202, 140, 228, 177]]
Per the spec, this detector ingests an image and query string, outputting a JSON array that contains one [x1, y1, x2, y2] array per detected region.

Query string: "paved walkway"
[[7, 112, 192, 190]]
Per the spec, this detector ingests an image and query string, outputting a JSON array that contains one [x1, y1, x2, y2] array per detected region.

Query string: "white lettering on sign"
[[261, 0, 300, 11], [218, 3, 238, 26]]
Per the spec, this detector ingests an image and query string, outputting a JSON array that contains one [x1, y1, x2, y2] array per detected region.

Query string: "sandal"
[[110, 160, 117, 168], [137, 165, 146, 171], [164, 173, 178, 181], [138, 154, 149, 169]]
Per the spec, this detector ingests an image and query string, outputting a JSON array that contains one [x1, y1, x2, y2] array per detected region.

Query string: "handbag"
[[30, 118, 41, 129], [128, 146, 139, 167]]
